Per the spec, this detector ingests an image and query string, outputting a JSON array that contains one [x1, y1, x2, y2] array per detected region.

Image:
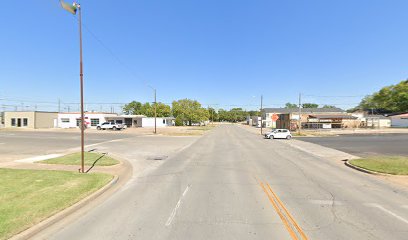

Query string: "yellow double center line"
[[259, 180, 308, 240]]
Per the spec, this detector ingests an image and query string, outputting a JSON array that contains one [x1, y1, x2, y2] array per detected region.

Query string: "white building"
[[58, 112, 175, 129], [105, 115, 174, 128], [58, 112, 118, 129], [140, 117, 175, 127]]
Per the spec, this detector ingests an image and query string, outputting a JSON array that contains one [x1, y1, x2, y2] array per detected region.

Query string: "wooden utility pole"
[[298, 93, 302, 134], [260, 95, 263, 135], [154, 89, 157, 134]]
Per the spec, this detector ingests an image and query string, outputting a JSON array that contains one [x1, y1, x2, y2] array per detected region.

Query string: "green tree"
[[247, 110, 260, 116], [172, 99, 209, 126], [122, 101, 142, 115], [322, 105, 337, 108], [302, 103, 319, 108], [285, 103, 298, 108], [155, 102, 171, 117], [357, 80, 408, 113], [208, 107, 219, 122]]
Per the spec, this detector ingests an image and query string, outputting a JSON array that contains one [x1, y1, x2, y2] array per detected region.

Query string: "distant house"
[[389, 113, 408, 128], [262, 108, 348, 130]]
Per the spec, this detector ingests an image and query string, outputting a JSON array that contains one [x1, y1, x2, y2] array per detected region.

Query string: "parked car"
[[264, 129, 292, 140], [96, 122, 124, 130]]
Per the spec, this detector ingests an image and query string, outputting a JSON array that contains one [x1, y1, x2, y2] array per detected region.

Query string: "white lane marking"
[[365, 203, 408, 225], [14, 154, 64, 163], [309, 200, 343, 205], [165, 185, 191, 226], [0, 143, 5, 145]]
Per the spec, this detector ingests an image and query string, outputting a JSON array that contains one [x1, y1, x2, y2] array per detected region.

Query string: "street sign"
[[271, 114, 279, 121]]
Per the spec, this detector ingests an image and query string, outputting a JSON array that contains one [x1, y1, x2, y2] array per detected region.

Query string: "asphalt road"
[[298, 134, 408, 157], [0, 130, 133, 162], [39, 125, 408, 239]]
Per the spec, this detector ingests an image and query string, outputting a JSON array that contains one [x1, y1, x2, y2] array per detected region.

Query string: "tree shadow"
[[86, 152, 107, 173]]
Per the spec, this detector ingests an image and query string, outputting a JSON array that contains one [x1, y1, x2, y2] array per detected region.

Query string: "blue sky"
[[1, 0, 408, 112]]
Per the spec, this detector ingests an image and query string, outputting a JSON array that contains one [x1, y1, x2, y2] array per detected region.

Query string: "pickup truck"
[[96, 122, 125, 130]]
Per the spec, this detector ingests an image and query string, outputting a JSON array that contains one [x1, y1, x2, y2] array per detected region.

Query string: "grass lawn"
[[349, 156, 408, 175], [39, 152, 119, 166], [0, 168, 112, 240]]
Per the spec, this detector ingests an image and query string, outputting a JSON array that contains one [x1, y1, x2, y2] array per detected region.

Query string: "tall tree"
[[285, 103, 298, 108], [172, 99, 209, 126], [322, 105, 337, 108], [122, 101, 142, 115], [357, 80, 408, 113], [208, 107, 219, 122], [302, 103, 319, 108]]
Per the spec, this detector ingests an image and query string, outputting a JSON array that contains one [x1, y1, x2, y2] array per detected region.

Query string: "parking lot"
[[298, 133, 408, 157]]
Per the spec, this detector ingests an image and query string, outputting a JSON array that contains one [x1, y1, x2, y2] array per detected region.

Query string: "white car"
[[264, 129, 292, 140], [96, 122, 124, 130]]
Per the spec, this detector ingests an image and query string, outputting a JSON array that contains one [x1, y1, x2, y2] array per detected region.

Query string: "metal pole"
[[78, 5, 85, 173], [154, 89, 157, 134], [298, 93, 302, 134], [260, 95, 263, 135]]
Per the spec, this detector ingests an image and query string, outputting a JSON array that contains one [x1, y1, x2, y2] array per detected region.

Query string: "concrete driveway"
[[298, 133, 408, 157]]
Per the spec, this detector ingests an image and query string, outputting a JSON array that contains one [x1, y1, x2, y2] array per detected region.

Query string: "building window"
[[90, 118, 99, 126], [11, 118, 16, 126], [61, 118, 70, 123], [76, 118, 81, 127], [23, 118, 28, 127], [116, 120, 123, 124], [163, 119, 165, 124]]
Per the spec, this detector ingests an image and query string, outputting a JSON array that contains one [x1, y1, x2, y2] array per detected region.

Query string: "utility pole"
[[154, 89, 157, 134], [78, 3, 85, 173], [260, 95, 263, 135], [298, 93, 302, 134]]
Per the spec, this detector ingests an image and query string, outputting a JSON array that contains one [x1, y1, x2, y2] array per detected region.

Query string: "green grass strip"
[[349, 156, 408, 175], [0, 168, 112, 240], [40, 152, 119, 166]]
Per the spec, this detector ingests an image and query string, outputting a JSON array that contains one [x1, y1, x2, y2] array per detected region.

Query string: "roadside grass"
[[39, 152, 119, 166], [0, 168, 112, 240], [349, 156, 408, 175]]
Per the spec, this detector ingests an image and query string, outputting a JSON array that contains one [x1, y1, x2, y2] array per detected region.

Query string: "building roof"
[[263, 108, 344, 114], [365, 114, 390, 119], [59, 112, 117, 115], [309, 114, 357, 119], [5, 111, 58, 113], [110, 115, 146, 118]]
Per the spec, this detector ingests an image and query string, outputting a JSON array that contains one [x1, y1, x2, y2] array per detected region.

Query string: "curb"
[[344, 160, 391, 176], [10, 174, 119, 240]]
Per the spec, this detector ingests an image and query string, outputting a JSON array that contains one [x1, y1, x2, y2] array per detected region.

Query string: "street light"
[[60, 0, 85, 173]]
